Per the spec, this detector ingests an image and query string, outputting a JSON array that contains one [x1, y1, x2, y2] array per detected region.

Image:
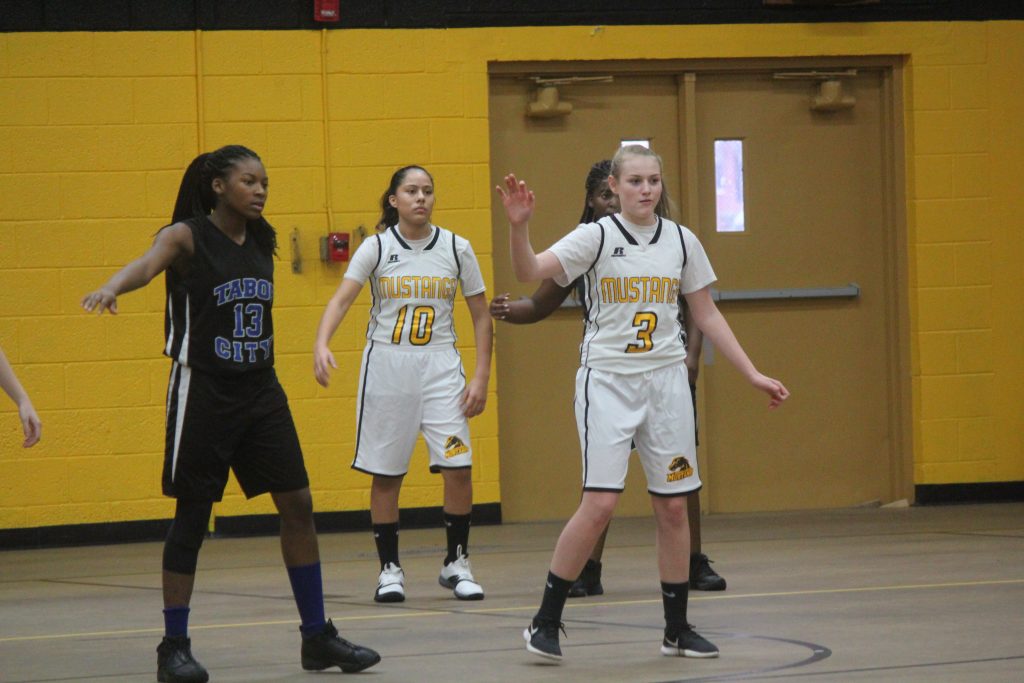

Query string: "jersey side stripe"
[[581, 368, 592, 487], [366, 234, 383, 341], [580, 225, 605, 367], [353, 341, 375, 467], [164, 293, 175, 357], [176, 295, 190, 365], [169, 363, 191, 483]]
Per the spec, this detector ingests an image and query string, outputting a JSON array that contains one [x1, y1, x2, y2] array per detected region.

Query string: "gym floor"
[[2, 503, 1022, 682]]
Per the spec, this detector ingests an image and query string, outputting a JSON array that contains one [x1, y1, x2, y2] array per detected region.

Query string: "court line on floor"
[[2, 576, 1021, 643]]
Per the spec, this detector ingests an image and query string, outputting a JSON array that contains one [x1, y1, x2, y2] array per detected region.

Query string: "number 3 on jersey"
[[392, 305, 435, 345], [625, 311, 657, 353]]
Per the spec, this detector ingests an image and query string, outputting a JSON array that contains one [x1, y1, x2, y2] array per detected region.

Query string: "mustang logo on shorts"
[[666, 456, 693, 482], [444, 436, 469, 458]]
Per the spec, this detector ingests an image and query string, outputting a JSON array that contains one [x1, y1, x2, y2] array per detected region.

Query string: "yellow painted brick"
[[203, 75, 305, 122], [0, 125, 11, 174], [13, 363, 65, 410], [913, 198, 990, 243], [919, 460, 997, 485], [110, 498, 176, 522], [93, 33, 195, 76], [0, 33, 8, 75], [471, 163, 492, 208], [328, 165, 392, 214], [48, 78, 134, 125], [919, 419, 958, 463], [7, 125, 97, 173], [955, 330, 993, 374], [274, 354, 317, 401], [16, 222, 108, 270], [200, 31, 263, 75], [326, 31, 423, 75], [915, 286, 991, 332], [951, 154, 990, 199], [133, 77, 197, 123], [0, 458, 68, 506], [957, 417, 995, 462], [462, 71, 489, 119], [68, 454, 155, 503], [150, 361, 173, 404], [329, 120, 431, 167], [103, 220, 166, 266], [469, 401, 498, 439], [203, 122, 269, 156], [263, 121, 325, 168], [259, 32, 321, 74], [28, 407, 113, 458], [912, 155, 951, 200], [59, 172, 149, 219], [327, 74, 386, 121], [910, 66, 950, 111], [949, 65, 989, 110], [112, 125, 198, 171], [429, 118, 489, 164], [24, 502, 118, 527], [0, 320, 18, 359], [0, 227, 18, 270], [6, 33, 93, 77], [913, 110, 989, 154], [432, 209, 491, 245], [0, 174, 61, 220], [0, 271, 61, 316], [914, 243, 955, 288], [66, 361, 152, 408], [430, 165, 476, 210], [383, 73, 465, 119], [298, 75, 324, 121], [291, 397, 354, 445], [919, 373, 993, 420], [102, 313, 164, 360], [263, 166, 326, 216], [19, 316, 108, 363], [0, 507, 29, 529], [917, 332, 957, 375], [146, 170, 188, 219], [910, 23, 988, 67], [0, 79, 49, 125], [954, 242, 992, 286]]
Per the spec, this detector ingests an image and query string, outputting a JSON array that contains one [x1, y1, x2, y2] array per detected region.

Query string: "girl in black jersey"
[[82, 145, 379, 682]]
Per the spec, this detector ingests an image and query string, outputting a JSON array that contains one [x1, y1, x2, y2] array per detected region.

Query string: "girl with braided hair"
[[82, 145, 380, 682]]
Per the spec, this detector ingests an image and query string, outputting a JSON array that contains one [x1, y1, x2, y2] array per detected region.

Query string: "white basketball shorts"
[[352, 342, 472, 476], [575, 363, 701, 496]]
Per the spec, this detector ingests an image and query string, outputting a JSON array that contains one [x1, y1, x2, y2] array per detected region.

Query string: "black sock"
[[372, 523, 400, 570], [661, 580, 690, 636], [443, 512, 471, 564], [535, 571, 573, 624]]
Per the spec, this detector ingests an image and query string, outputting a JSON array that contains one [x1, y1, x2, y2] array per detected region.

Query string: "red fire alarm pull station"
[[321, 232, 349, 262], [314, 0, 340, 22]]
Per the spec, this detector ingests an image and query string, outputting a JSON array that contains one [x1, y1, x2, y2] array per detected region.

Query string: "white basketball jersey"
[[550, 214, 716, 374], [344, 225, 485, 348]]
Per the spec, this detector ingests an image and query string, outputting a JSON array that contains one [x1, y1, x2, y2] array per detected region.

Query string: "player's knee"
[[276, 488, 314, 525], [162, 500, 212, 574]]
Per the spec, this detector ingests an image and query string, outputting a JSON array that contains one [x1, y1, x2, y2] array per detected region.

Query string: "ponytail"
[[170, 145, 277, 256], [578, 159, 612, 224]]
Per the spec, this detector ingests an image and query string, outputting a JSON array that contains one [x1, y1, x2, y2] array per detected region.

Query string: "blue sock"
[[287, 562, 327, 638], [163, 606, 190, 638]]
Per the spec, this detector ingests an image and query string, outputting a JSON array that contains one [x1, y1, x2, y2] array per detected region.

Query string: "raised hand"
[[496, 174, 535, 227]]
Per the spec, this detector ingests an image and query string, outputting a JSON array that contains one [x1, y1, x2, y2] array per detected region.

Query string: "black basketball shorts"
[[162, 363, 309, 501]]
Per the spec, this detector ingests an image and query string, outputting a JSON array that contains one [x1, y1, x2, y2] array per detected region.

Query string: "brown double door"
[[489, 65, 902, 519]]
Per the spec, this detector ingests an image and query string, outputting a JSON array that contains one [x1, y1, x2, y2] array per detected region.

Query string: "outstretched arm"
[[0, 345, 41, 447], [81, 223, 193, 315], [462, 292, 493, 417], [496, 174, 565, 283], [313, 278, 364, 388], [490, 279, 574, 324], [683, 286, 789, 408]]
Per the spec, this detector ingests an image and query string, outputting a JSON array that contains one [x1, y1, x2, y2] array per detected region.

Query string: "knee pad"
[[162, 500, 212, 574]]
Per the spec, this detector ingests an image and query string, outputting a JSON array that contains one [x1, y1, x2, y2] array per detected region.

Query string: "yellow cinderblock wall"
[[1, 22, 1022, 530]]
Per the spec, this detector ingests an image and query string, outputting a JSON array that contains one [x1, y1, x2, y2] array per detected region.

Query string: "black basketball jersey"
[[163, 216, 275, 374]]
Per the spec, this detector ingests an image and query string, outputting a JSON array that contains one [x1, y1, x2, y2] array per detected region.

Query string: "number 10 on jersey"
[[391, 305, 435, 345]]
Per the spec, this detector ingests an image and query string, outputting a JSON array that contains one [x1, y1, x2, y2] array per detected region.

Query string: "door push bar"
[[711, 283, 860, 302]]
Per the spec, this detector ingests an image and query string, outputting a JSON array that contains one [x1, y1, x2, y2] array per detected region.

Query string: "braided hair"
[[171, 145, 277, 256], [578, 159, 612, 224]]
